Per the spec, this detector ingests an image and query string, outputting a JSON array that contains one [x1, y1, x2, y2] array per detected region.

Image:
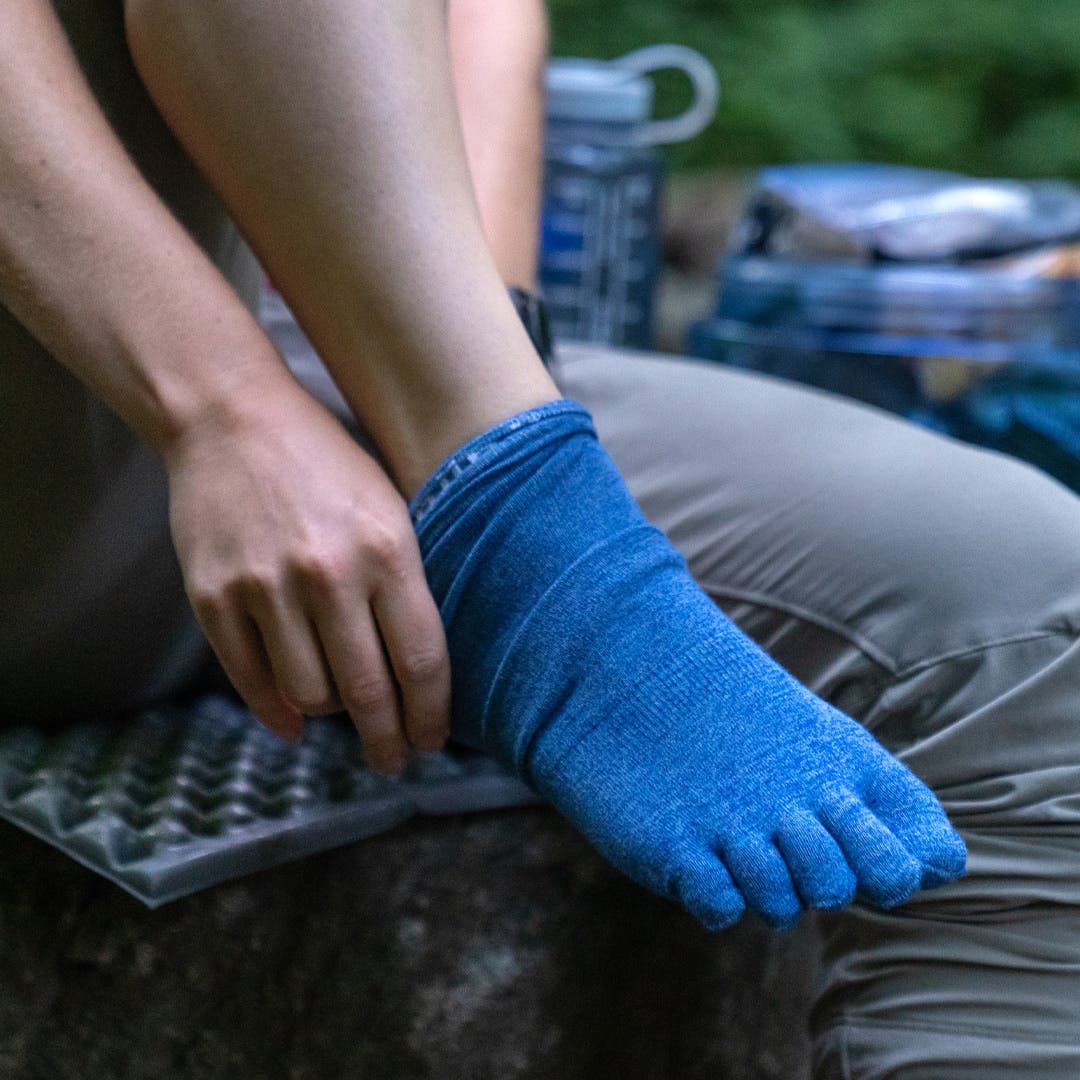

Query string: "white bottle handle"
[[613, 44, 720, 146]]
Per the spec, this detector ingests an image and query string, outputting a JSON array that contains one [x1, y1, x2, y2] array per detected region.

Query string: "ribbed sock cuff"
[[407, 398, 593, 532]]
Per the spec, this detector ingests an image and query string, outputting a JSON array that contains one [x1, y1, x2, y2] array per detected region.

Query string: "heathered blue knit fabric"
[[409, 399, 966, 929]]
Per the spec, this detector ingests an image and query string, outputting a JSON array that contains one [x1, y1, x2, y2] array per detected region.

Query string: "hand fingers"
[[248, 591, 340, 716], [192, 600, 305, 742], [372, 572, 451, 754], [314, 598, 411, 776]]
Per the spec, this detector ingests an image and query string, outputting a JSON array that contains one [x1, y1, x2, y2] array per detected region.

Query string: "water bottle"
[[540, 45, 719, 350]]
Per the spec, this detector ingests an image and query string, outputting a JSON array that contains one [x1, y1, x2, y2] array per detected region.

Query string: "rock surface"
[[0, 807, 817, 1079]]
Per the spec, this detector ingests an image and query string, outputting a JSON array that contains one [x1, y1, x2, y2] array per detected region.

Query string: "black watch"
[[508, 287, 554, 366]]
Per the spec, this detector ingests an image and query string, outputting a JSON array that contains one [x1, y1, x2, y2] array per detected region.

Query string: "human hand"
[[162, 376, 450, 774]]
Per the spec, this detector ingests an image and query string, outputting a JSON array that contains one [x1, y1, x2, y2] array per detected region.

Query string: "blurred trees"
[[547, 0, 1080, 178]]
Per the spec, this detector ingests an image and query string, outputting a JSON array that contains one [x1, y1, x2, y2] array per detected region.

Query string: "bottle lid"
[[546, 58, 654, 125]]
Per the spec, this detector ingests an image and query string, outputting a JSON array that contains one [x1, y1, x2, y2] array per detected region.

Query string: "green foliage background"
[[547, 0, 1080, 178]]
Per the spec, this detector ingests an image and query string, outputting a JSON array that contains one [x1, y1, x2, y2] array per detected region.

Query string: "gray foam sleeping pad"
[[0, 695, 540, 907]]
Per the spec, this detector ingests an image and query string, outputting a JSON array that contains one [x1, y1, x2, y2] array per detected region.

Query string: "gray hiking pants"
[[553, 342, 1080, 1079]]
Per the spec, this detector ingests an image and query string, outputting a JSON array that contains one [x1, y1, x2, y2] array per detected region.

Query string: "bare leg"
[[123, 0, 558, 496], [449, 0, 548, 291]]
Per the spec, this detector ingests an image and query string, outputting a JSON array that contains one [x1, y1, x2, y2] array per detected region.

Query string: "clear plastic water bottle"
[[540, 46, 719, 350]]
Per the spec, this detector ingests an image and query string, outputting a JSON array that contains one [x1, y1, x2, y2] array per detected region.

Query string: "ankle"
[[383, 366, 561, 499]]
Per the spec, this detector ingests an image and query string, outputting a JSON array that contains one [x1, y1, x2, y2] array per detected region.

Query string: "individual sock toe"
[[817, 788, 923, 908], [724, 839, 803, 929], [863, 759, 968, 888], [774, 812, 857, 911], [673, 848, 746, 931], [914, 827, 968, 889]]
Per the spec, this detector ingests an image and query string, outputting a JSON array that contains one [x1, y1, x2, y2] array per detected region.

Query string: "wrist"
[[136, 317, 303, 464]]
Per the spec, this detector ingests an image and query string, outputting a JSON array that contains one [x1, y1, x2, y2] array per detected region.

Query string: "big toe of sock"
[[865, 759, 967, 888]]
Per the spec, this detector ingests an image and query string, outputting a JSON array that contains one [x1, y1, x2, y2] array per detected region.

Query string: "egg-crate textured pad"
[[0, 695, 541, 907]]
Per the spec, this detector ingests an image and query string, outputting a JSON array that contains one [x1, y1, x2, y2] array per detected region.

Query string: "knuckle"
[[363, 522, 412, 576], [187, 581, 225, 620], [399, 646, 447, 685], [293, 546, 350, 594], [225, 567, 279, 604], [285, 677, 340, 716], [340, 675, 395, 717]]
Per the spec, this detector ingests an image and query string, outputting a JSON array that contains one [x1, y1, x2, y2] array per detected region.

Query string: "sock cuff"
[[408, 397, 595, 530]]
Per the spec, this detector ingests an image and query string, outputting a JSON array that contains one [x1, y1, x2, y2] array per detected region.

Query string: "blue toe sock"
[[409, 399, 966, 929]]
